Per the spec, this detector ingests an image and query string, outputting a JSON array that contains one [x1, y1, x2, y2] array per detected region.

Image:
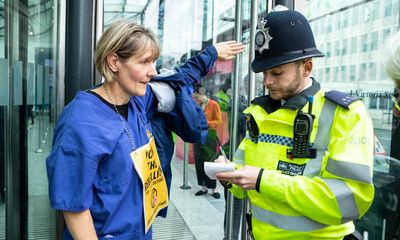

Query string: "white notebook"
[[204, 162, 235, 180]]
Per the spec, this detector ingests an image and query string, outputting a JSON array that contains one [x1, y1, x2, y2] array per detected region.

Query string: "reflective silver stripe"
[[234, 148, 244, 165], [252, 205, 328, 231], [323, 178, 359, 223], [325, 159, 372, 183], [312, 100, 336, 150], [303, 100, 336, 177], [302, 149, 324, 177]]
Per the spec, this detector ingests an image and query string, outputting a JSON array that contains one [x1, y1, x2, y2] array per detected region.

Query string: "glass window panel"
[[319, 44, 325, 54], [360, 63, 367, 80], [325, 67, 331, 82], [370, 1, 379, 20], [384, 1, 393, 16], [326, 42, 331, 57], [369, 62, 377, 81], [369, 97, 378, 108], [333, 66, 339, 82], [311, 22, 318, 35], [341, 39, 348, 55], [350, 64, 356, 81], [382, 28, 391, 41], [351, 36, 357, 54], [361, 33, 368, 52], [319, 68, 323, 82], [26, 0, 58, 238], [0, 1, 5, 238], [327, 18, 332, 33], [335, 14, 341, 31], [0, 59, 8, 106], [363, 4, 371, 22], [320, 18, 325, 34], [334, 40, 340, 56], [0, 0, 58, 238], [379, 96, 389, 110], [342, 10, 348, 28], [340, 65, 347, 81], [370, 31, 378, 51], [352, 6, 359, 25]]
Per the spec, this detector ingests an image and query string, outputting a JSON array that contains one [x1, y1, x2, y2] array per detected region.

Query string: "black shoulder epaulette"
[[324, 90, 359, 109]]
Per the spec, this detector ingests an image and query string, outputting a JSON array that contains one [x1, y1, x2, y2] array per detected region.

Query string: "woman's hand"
[[214, 41, 245, 60]]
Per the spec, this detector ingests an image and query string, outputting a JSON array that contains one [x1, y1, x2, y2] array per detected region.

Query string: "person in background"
[[382, 30, 400, 159], [380, 30, 400, 239], [193, 86, 223, 199], [216, 7, 374, 240], [212, 83, 230, 112], [382, 31, 400, 87], [46, 19, 244, 239]]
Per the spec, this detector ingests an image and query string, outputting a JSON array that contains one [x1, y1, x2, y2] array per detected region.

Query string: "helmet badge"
[[255, 19, 273, 55]]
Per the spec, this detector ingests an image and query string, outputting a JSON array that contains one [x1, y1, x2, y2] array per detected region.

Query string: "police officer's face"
[[262, 61, 307, 100]]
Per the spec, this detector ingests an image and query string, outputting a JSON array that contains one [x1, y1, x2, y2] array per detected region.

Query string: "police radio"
[[287, 96, 317, 159]]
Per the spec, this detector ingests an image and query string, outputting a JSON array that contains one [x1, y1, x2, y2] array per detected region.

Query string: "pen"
[[216, 136, 233, 189], [216, 136, 228, 163]]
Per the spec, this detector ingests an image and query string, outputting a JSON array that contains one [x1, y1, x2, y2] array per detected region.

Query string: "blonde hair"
[[381, 31, 400, 86], [94, 20, 160, 82]]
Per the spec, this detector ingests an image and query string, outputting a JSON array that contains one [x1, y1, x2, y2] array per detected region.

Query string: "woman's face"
[[115, 48, 157, 96]]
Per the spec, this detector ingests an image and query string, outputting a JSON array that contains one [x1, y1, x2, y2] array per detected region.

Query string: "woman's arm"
[[64, 210, 98, 240], [178, 41, 245, 85]]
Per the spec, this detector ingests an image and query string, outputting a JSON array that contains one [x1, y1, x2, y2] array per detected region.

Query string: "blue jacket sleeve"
[[152, 45, 218, 93], [149, 45, 218, 144], [174, 45, 218, 89]]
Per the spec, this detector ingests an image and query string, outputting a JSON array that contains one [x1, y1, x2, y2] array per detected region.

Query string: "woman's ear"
[[106, 53, 119, 73]]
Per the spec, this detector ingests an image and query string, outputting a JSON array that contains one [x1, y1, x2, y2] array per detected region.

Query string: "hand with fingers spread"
[[216, 166, 261, 191], [214, 41, 245, 60]]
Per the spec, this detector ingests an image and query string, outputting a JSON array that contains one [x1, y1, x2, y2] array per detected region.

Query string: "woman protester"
[[46, 20, 244, 240], [193, 87, 222, 199]]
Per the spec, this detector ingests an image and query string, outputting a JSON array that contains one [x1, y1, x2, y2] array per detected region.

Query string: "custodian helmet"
[[251, 9, 324, 73]]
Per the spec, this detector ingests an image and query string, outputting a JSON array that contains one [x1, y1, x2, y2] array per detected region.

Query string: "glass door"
[[26, 0, 58, 238], [0, 0, 61, 238], [0, 0, 6, 238]]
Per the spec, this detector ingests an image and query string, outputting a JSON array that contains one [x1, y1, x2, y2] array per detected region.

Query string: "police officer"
[[216, 8, 374, 240]]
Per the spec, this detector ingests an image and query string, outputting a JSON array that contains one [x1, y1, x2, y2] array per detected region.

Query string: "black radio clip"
[[286, 96, 317, 159]]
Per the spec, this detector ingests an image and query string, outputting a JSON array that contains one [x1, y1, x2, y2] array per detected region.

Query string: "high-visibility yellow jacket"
[[229, 80, 374, 240]]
